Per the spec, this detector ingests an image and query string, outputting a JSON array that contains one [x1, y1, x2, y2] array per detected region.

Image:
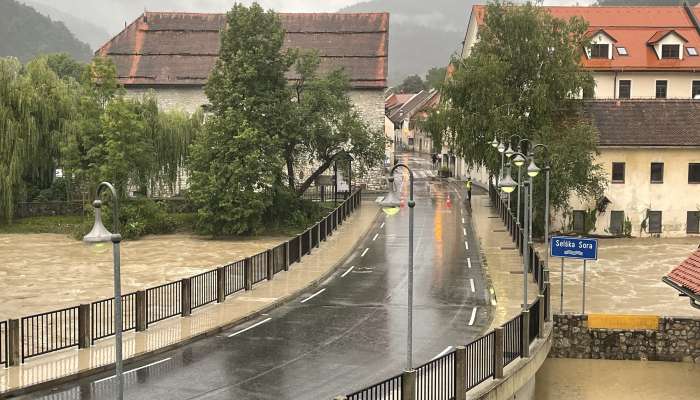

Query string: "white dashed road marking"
[[432, 346, 453, 360], [464, 241, 469, 251], [228, 318, 272, 337], [380, 222, 385, 229], [469, 307, 477, 326], [94, 358, 173, 384], [470, 278, 475, 293], [341, 266, 355, 278], [467, 258, 472, 269], [372, 233, 379, 241], [361, 248, 369, 257], [300, 288, 326, 304]]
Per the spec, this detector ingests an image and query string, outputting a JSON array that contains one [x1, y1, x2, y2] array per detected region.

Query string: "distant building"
[[385, 90, 440, 155], [98, 12, 389, 131], [463, 4, 700, 99]]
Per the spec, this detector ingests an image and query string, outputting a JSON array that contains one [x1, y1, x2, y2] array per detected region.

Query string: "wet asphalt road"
[[27, 153, 493, 400]]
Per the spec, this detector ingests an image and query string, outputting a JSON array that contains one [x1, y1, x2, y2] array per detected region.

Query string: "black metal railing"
[[289, 236, 301, 265], [272, 244, 286, 274], [146, 281, 182, 326], [503, 314, 522, 366], [91, 292, 137, 343], [416, 351, 455, 400], [191, 270, 218, 310], [224, 260, 246, 295], [2, 189, 362, 368], [21, 306, 79, 361], [465, 331, 495, 391], [347, 373, 402, 400], [529, 298, 540, 343], [251, 252, 268, 285], [1, 320, 6, 367]]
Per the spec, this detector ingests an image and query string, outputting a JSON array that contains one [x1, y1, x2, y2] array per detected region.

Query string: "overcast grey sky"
[[31, 0, 595, 35]]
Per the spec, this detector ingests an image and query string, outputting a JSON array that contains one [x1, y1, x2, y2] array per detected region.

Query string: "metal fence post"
[[136, 290, 147, 332], [401, 369, 416, 400], [266, 249, 274, 281], [494, 327, 504, 379], [284, 241, 290, 271], [455, 346, 467, 400], [181, 278, 191, 317], [7, 319, 20, 366], [316, 223, 321, 247], [244, 257, 253, 291], [521, 310, 530, 358], [217, 267, 226, 303], [322, 218, 328, 241], [307, 230, 313, 255], [544, 279, 551, 322], [78, 304, 90, 349], [538, 294, 545, 338]]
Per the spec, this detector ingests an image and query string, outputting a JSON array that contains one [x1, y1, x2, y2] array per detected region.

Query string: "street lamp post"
[[380, 164, 416, 371], [530, 144, 550, 269], [498, 166, 528, 310], [83, 182, 123, 400], [516, 139, 531, 227]]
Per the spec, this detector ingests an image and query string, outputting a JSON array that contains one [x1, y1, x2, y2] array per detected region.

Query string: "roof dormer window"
[[662, 44, 680, 59], [591, 43, 610, 59], [687, 47, 698, 56], [616, 47, 628, 56]]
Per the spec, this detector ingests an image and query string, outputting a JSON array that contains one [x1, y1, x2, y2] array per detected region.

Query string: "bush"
[[73, 197, 176, 240]]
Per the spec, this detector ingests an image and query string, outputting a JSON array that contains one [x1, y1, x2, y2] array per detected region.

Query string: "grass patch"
[[0, 215, 86, 235]]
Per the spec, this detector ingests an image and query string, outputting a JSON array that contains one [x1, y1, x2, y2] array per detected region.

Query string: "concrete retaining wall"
[[551, 314, 700, 363]]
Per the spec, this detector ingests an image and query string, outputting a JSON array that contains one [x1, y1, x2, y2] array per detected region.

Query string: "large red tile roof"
[[468, 5, 700, 71], [98, 12, 388, 89], [666, 249, 700, 296]]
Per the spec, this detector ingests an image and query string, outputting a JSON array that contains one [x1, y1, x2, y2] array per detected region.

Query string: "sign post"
[[550, 236, 598, 314]]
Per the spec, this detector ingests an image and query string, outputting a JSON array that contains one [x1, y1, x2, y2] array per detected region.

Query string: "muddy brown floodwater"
[[0, 233, 287, 319], [538, 237, 700, 317], [536, 358, 700, 399]]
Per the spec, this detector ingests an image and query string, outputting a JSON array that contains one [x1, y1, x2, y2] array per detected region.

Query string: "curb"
[[3, 206, 382, 398]]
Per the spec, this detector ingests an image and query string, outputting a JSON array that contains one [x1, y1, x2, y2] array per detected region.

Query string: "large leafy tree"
[[188, 3, 287, 235], [439, 1, 606, 234], [425, 67, 447, 90], [189, 3, 384, 235], [283, 52, 385, 194]]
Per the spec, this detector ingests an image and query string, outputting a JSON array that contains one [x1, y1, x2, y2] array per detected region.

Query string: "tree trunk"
[[285, 156, 295, 190], [296, 157, 336, 195]]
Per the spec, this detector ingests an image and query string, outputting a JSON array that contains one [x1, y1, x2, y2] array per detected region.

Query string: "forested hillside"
[[0, 0, 92, 62]]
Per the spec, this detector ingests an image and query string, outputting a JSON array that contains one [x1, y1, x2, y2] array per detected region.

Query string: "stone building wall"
[[551, 313, 700, 363]]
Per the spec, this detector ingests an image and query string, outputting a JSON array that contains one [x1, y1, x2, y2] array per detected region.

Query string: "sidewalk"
[[468, 191, 540, 329], [0, 202, 379, 395]]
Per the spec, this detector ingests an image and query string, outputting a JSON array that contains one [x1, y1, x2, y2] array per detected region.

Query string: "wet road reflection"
[[29, 153, 493, 400]]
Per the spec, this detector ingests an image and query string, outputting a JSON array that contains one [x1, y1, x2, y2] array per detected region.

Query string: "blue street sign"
[[550, 236, 598, 261]]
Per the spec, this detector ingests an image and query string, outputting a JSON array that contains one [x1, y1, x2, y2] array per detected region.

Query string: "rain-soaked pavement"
[[0, 234, 287, 320], [536, 358, 700, 399], [25, 153, 493, 400]]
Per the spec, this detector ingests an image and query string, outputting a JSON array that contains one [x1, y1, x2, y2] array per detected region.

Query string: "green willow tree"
[[440, 1, 606, 235], [0, 57, 73, 222]]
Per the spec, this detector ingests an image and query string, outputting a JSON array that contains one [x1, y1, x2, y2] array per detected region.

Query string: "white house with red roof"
[[455, 4, 700, 237], [463, 4, 700, 99]]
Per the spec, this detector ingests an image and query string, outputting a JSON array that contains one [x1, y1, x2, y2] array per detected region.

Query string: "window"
[[661, 44, 680, 59], [693, 81, 700, 99], [656, 80, 668, 99], [650, 162, 664, 183], [573, 210, 586, 233], [618, 80, 631, 99], [689, 163, 700, 183], [687, 211, 700, 234], [647, 211, 662, 233], [610, 211, 625, 235], [687, 47, 698, 56], [590, 44, 609, 59], [616, 47, 628, 56], [612, 162, 625, 183]]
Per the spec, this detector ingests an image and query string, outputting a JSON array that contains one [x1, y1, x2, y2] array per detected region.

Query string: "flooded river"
[[535, 358, 700, 399], [0, 233, 287, 319]]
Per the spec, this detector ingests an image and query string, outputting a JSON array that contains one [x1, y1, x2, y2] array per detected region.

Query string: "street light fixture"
[[512, 153, 526, 168], [497, 141, 506, 154], [380, 164, 416, 372], [83, 182, 124, 400], [527, 159, 541, 177], [498, 166, 517, 194], [491, 136, 499, 148], [505, 144, 515, 159]]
